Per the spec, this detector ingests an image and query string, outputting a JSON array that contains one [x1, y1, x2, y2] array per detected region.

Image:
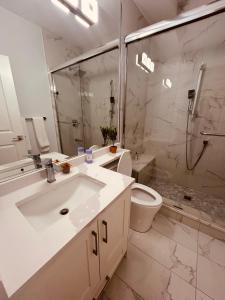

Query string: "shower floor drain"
[[60, 208, 69, 215]]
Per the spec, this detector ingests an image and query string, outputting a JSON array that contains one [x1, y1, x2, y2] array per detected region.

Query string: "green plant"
[[100, 126, 109, 146], [108, 127, 117, 146]]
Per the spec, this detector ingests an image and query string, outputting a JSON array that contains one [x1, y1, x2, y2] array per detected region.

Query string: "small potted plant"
[[61, 162, 71, 174], [100, 126, 109, 146], [108, 127, 117, 153]]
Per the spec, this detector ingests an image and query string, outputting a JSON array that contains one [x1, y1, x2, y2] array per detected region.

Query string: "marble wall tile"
[[129, 228, 197, 286], [196, 290, 213, 300], [80, 49, 119, 148], [53, 69, 84, 156], [125, 12, 225, 223], [197, 255, 225, 300], [152, 214, 198, 252], [53, 49, 119, 152], [42, 29, 81, 70]]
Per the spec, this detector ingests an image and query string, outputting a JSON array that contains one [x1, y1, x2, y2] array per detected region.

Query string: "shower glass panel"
[[52, 49, 119, 156], [53, 66, 83, 156], [79, 51, 119, 148], [125, 13, 225, 226]]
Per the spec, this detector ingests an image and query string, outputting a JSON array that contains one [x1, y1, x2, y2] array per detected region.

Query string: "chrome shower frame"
[[120, 0, 225, 147]]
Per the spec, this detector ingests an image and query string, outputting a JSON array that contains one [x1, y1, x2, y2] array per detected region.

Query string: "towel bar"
[[25, 117, 47, 121]]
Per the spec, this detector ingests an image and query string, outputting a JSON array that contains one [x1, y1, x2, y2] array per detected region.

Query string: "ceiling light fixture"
[[75, 15, 90, 28], [81, 0, 98, 24], [65, 0, 79, 9], [51, 0, 98, 26], [51, 0, 70, 14]]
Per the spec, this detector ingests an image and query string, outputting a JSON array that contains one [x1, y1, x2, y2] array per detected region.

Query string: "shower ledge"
[[132, 153, 155, 173]]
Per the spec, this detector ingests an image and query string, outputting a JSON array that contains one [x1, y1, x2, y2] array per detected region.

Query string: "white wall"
[[42, 29, 81, 71], [121, 0, 148, 36], [0, 6, 58, 152]]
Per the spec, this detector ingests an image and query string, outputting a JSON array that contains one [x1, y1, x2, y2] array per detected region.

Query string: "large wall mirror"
[[0, 0, 121, 182], [52, 48, 119, 156]]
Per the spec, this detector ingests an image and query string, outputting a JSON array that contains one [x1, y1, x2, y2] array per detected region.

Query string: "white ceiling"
[[132, 0, 214, 25], [0, 0, 121, 52], [0, 0, 214, 53]]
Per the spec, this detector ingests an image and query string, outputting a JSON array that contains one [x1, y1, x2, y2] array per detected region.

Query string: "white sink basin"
[[17, 174, 105, 232]]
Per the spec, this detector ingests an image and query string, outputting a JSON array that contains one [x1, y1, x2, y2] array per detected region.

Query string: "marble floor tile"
[[196, 290, 213, 300], [104, 215, 225, 300], [102, 275, 144, 300], [198, 232, 225, 268], [152, 214, 198, 252], [166, 273, 195, 300], [197, 255, 225, 300], [116, 243, 171, 299], [129, 228, 197, 286]]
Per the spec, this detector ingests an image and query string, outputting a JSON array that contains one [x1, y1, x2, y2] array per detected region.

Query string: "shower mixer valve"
[[188, 89, 196, 99], [187, 89, 196, 112]]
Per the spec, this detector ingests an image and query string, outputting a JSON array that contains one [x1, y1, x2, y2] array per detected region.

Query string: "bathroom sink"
[[17, 174, 105, 232]]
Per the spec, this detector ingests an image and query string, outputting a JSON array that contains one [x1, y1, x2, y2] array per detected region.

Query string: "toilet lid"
[[131, 183, 162, 207]]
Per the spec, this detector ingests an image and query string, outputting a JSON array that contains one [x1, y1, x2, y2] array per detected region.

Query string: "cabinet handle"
[[102, 220, 108, 243], [92, 231, 98, 256]]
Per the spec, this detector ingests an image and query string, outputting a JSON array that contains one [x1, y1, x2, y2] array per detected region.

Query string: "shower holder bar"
[[200, 131, 225, 137]]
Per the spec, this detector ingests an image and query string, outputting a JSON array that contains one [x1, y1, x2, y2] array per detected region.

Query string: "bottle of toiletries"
[[86, 149, 93, 163], [77, 146, 85, 156]]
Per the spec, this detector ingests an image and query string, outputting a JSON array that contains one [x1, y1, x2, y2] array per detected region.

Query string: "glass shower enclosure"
[[124, 12, 225, 227], [52, 49, 119, 157]]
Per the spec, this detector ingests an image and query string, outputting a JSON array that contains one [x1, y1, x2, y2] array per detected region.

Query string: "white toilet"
[[117, 151, 162, 233]]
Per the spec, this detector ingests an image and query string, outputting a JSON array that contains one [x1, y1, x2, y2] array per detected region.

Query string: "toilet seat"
[[131, 183, 162, 207]]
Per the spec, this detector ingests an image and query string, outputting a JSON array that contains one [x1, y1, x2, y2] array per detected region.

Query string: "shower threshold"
[[148, 178, 225, 229]]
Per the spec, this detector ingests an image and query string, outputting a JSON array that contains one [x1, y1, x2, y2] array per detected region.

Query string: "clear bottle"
[[85, 149, 93, 163], [77, 146, 85, 156]]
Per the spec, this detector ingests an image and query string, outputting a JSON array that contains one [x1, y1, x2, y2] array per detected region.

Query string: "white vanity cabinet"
[[12, 220, 100, 300], [12, 188, 131, 300], [99, 189, 128, 280]]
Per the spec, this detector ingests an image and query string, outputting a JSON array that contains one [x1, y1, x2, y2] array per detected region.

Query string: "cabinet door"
[[13, 220, 100, 300], [99, 189, 130, 280]]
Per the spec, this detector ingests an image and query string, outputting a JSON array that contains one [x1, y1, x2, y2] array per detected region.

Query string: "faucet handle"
[[43, 158, 53, 167]]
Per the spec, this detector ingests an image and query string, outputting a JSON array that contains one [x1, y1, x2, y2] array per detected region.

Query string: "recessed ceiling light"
[[51, 0, 70, 14], [75, 15, 90, 28]]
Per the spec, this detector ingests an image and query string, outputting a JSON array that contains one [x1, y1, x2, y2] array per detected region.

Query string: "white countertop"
[[0, 148, 133, 298]]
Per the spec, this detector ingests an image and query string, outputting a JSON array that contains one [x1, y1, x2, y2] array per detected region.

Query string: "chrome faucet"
[[27, 154, 42, 169], [44, 159, 56, 183]]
